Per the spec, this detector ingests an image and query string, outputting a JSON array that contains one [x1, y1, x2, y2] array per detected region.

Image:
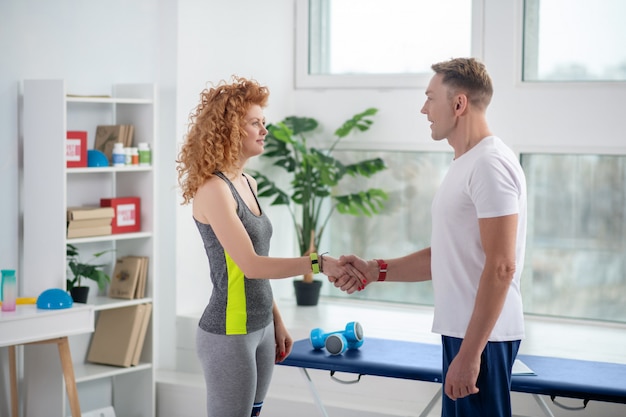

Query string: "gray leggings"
[[196, 322, 275, 417]]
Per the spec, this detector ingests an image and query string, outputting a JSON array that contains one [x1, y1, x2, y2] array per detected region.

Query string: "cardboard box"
[[100, 197, 141, 234], [66, 131, 87, 168]]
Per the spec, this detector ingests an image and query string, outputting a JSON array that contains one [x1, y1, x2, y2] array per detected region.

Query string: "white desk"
[[0, 304, 94, 417]]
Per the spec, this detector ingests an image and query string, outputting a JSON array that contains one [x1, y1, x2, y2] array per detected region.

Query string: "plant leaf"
[[334, 108, 378, 138], [345, 157, 387, 178], [334, 189, 388, 217], [283, 116, 318, 135]]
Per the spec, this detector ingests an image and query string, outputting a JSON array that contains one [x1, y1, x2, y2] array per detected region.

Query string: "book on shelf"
[[66, 206, 115, 238], [126, 124, 135, 147], [87, 303, 152, 367], [132, 256, 149, 299], [66, 93, 112, 98], [131, 302, 152, 366], [94, 124, 134, 162], [67, 225, 112, 239], [67, 217, 113, 229], [108, 256, 147, 299], [67, 206, 115, 221]]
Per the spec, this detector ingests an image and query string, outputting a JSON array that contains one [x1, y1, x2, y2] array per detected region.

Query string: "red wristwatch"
[[375, 259, 388, 281]]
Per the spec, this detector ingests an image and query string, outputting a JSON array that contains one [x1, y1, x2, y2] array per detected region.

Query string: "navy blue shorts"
[[441, 336, 521, 417]]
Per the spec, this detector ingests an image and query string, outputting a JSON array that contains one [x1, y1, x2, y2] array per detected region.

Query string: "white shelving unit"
[[22, 80, 157, 417]]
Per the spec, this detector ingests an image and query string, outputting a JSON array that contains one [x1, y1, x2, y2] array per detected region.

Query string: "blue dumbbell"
[[310, 321, 364, 355]]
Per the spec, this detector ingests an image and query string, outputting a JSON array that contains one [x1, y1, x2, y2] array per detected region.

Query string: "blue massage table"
[[278, 337, 626, 417]]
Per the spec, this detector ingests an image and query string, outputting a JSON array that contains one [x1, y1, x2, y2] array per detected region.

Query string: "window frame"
[[295, 0, 486, 89], [521, 0, 626, 83]]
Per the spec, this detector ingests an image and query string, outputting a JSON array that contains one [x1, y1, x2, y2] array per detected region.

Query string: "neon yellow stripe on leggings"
[[224, 252, 247, 335]]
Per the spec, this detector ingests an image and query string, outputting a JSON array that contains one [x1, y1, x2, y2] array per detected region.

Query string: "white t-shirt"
[[430, 136, 527, 341]]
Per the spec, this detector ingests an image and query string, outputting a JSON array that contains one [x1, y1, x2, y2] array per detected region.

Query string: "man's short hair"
[[431, 58, 493, 109]]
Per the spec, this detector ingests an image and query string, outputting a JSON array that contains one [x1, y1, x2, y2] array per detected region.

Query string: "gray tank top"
[[195, 172, 274, 335]]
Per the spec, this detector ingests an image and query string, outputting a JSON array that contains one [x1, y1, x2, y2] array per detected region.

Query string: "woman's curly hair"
[[177, 76, 269, 204]]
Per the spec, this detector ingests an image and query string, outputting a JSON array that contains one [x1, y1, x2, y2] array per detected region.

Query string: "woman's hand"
[[323, 254, 368, 294], [274, 318, 293, 363]]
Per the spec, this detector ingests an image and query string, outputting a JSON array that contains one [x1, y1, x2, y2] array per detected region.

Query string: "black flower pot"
[[70, 286, 90, 303], [293, 279, 322, 306]]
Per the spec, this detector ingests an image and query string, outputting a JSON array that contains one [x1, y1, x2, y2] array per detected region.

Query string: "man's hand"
[[326, 254, 377, 294], [323, 255, 366, 294], [444, 353, 480, 400]]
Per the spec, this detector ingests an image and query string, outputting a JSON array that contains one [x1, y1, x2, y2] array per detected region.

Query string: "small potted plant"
[[249, 108, 388, 305], [66, 243, 112, 303]]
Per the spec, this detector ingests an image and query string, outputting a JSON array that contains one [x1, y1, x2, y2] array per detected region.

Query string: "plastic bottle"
[[1, 269, 17, 312], [131, 147, 139, 165], [112, 142, 125, 167], [124, 147, 132, 165], [138, 142, 151, 166]]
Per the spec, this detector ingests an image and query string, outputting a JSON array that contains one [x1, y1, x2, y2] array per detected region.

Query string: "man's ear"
[[454, 94, 468, 114]]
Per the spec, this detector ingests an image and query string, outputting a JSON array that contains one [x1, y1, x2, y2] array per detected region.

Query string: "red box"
[[100, 197, 141, 234], [66, 131, 87, 168]]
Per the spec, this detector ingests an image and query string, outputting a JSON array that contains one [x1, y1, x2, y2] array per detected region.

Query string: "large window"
[[521, 153, 626, 321], [523, 0, 626, 82], [297, 0, 480, 88], [323, 150, 626, 324], [322, 150, 452, 304]]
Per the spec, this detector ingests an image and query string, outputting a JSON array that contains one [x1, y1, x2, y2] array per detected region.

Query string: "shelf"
[[74, 361, 152, 383], [23, 80, 157, 417], [67, 166, 153, 174], [66, 96, 153, 105], [67, 231, 152, 244], [88, 296, 153, 311]]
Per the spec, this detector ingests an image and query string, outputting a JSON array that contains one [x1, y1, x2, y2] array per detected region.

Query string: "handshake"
[[319, 254, 383, 294]]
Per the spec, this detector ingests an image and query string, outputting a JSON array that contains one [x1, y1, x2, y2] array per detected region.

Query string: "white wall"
[[0, 0, 155, 270], [174, 0, 298, 314], [0, 0, 179, 372]]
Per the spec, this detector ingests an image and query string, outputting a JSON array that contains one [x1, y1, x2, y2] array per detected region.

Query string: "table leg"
[[419, 387, 441, 417], [533, 394, 556, 417], [9, 345, 18, 417], [300, 368, 331, 417], [57, 337, 82, 417]]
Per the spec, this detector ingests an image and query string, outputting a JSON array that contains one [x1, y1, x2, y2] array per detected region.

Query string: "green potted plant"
[[66, 243, 112, 303], [249, 108, 388, 305]]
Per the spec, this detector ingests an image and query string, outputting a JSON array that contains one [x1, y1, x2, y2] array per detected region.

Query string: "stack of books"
[[108, 255, 149, 299], [67, 206, 115, 238], [87, 302, 152, 367]]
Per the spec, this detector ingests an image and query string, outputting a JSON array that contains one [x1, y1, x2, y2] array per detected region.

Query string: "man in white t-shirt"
[[335, 58, 527, 417]]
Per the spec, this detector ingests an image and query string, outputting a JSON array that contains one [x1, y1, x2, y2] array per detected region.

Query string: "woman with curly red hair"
[[177, 76, 361, 416]]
